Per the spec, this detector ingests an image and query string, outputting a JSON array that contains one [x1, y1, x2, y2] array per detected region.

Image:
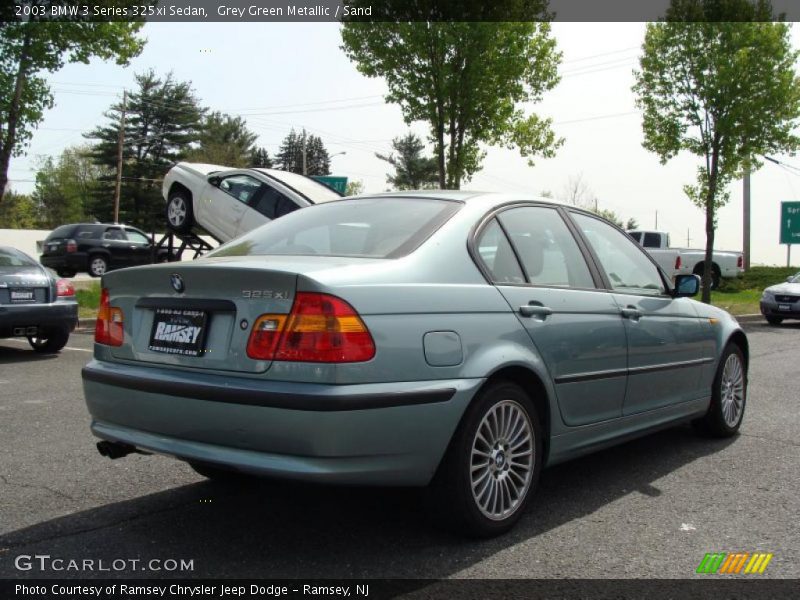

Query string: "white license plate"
[[778, 304, 792, 311], [148, 308, 209, 357], [10, 289, 35, 303]]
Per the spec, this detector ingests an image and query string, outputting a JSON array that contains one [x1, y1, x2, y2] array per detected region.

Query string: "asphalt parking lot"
[[0, 322, 798, 579]]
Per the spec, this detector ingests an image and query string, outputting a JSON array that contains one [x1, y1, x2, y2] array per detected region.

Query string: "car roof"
[[348, 190, 571, 210]]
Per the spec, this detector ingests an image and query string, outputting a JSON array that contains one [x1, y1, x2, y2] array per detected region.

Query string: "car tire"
[[693, 343, 747, 438], [694, 265, 721, 290], [765, 316, 783, 326], [27, 326, 70, 354], [189, 461, 254, 483], [166, 192, 193, 234], [88, 255, 108, 278], [57, 269, 76, 278], [429, 380, 543, 538]]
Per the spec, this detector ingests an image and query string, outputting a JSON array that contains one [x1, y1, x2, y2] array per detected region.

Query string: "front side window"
[[497, 206, 595, 289], [125, 230, 150, 244], [572, 212, 666, 295], [219, 174, 262, 204]]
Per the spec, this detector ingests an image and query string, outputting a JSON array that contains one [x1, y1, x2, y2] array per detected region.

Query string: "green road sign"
[[780, 201, 800, 244], [312, 175, 348, 195]]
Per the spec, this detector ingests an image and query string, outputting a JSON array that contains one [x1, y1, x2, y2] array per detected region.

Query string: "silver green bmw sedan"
[[82, 192, 748, 536]]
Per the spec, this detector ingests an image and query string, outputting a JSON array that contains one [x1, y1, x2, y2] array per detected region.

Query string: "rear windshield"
[[0, 248, 37, 267], [209, 197, 461, 259]]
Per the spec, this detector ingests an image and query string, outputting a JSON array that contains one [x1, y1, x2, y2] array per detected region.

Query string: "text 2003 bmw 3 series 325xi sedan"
[[82, 192, 748, 537]]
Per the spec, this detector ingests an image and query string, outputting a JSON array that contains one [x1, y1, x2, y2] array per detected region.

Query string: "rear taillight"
[[737, 255, 743, 268], [56, 279, 75, 297], [65, 239, 77, 253], [95, 288, 124, 346], [675, 255, 682, 270], [247, 292, 375, 363]]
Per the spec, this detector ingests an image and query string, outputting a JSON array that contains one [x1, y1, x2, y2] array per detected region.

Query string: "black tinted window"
[[46, 225, 77, 240], [643, 232, 661, 248], [251, 188, 297, 219], [210, 198, 461, 259]]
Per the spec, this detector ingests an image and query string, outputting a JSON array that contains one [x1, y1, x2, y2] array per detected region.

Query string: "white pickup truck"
[[628, 230, 744, 289]]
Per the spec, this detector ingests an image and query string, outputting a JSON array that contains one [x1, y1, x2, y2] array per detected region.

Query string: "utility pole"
[[113, 90, 127, 224], [743, 163, 751, 270], [655, 210, 658, 230], [301, 128, 307, 175], [687, 228, 691, 247]]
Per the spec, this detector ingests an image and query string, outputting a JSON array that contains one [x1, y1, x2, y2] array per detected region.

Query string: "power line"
[[562, 46, 639, 64]]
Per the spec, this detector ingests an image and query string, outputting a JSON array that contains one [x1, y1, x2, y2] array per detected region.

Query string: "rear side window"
[[475, 219, 525, 284], [76, 225, 103, 239], [498, 206, 595, 288], [209, 198, 461, 259], [46, 225, 77, 241], [643, 232, 661, 248]]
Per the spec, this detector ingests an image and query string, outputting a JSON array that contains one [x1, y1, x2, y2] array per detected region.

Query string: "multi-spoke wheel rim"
[[470, 399, 534, 521], [90, 258, 106, 275], [168, 197, 186, 226], [720, 354, 745, 427]]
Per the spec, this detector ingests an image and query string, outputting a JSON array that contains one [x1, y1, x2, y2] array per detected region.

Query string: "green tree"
[[345, 180, 364, 196], [633, 0, 800, 301], [277, 129, 330, 175], [376, 133, 438, 190], [33, 145, 104, 228], [0, 189, 39, 228], [189, 111, 258, 167], [0, 17, 146, 204], [249, 146, 274, 168], [86, 70, 205, 229], [625, 217, 639, 231], [341, 18, 561, 189]]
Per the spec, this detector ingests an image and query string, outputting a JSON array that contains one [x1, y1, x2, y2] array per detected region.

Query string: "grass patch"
[[710, 266, 797, 315], [709, 289, 762, 316], [75, 282, 100, 320]]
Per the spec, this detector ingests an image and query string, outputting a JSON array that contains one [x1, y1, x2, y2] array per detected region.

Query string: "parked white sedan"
[[162, 162, 342, 242]]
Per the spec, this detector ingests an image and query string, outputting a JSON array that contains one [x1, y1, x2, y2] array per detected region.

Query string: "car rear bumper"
[[41, 254, 86, 271], [0, 301, 78, 337], [82, 359, 481, 486], [760, 300, 800, 319]]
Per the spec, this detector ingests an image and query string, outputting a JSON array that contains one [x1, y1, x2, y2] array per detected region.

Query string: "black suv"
[[40, 223, 170, 278]]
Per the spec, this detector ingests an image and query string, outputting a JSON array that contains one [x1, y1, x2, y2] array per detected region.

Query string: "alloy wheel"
[[470, 400, 534, 521]]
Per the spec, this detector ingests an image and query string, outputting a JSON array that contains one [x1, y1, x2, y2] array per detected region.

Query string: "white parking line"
[[1, 339, 92, 353]]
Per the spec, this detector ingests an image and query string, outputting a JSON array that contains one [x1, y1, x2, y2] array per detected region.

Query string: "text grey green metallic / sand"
[[82, 192, 748, 536]]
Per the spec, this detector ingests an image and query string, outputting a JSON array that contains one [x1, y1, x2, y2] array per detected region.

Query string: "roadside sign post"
[[780, 201, 800, 267], [312, 175, 348, 195]]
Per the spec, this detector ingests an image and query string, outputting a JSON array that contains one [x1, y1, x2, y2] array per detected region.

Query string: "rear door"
[[569, 212, 711, 415], [123, 228, 154, 266], [101, 226, 133, 267], [475, 204, 629, 427]]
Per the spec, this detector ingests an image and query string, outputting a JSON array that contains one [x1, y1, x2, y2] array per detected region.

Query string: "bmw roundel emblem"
[[170, 273, 185, 293]]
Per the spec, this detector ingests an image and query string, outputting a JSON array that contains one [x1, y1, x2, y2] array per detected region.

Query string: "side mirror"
[[673, 274, 700, 298], [208, 175, 221, 187]]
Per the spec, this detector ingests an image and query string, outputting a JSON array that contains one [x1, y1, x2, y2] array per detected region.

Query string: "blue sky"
[[8, 22, 800, 265]]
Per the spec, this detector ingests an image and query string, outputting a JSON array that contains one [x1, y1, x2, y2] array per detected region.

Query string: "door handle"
[[620, 306, 641, 321], [519, 303, 553, 319]]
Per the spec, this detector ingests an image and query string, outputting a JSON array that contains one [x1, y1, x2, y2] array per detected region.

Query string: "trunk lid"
[[101, 255, 382, 374]]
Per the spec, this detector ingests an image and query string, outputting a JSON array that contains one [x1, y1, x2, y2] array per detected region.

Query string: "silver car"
[[760, 272, 800, 325], [82, 192, 748, 536]]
